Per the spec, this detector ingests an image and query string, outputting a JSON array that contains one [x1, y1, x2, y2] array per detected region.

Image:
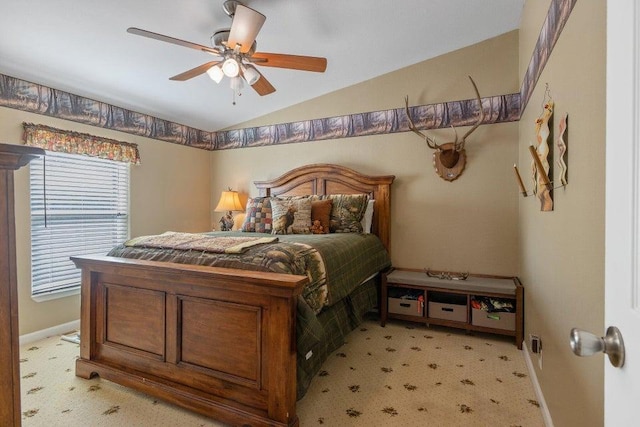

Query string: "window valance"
[[22, 123, 141, 164]]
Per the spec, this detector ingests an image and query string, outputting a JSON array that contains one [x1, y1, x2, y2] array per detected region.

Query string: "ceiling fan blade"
[[226, 5, 266, 54], [250, 52, 327, 72], [169, 61, 221, 81], [127, 27, 221, 56], [248, 69, 276, 96]]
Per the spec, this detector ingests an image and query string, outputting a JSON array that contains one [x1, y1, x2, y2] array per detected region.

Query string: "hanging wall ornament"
[[530, 86, 554, 211], [556, 113, 568, 186], [404, 76, 485, 182]]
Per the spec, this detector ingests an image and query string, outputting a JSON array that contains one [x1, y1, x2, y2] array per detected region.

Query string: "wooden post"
[[0, 143, 44, 426]]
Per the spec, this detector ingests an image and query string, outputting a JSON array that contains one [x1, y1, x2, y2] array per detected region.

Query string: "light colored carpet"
[[19, 319, 544, 426]]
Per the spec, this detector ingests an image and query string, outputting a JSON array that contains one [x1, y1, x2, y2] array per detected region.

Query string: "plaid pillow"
[[240, 197, 272, 233]]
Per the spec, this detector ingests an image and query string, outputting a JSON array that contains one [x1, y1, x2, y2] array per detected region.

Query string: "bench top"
[[386, 269, 518, 296]]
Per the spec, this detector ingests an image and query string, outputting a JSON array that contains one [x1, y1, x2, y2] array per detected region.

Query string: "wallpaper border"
[[0, 76, 215, 150], [0, 0, 576, 151], [519, 0, 578, 112], [213, 93, 520, 150]]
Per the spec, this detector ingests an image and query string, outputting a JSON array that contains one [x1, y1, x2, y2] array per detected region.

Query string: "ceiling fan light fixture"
[[206, 65, 224, 83], [230, 75, 244, 91], [242, 64, 260, 85], [222, 58, 240, 77], [127, 1, 326, 102]]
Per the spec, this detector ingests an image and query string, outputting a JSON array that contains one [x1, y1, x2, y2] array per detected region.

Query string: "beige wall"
[[213, 31, 521, 276], [0, 107, 212, 334], [519, 1, 606, 426]]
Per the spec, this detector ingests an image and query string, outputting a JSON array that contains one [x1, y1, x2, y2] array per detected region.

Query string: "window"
[[29, 151, 129, 298]]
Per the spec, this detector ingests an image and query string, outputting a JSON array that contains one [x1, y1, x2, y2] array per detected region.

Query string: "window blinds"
[[30, 151, 129, 296]]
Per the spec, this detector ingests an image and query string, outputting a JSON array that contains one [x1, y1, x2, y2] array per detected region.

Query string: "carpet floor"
[[19, 319, 544, 426]]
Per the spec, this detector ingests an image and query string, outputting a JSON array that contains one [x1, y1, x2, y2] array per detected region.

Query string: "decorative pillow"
[[360, 199, 375, 234], [271, 197, 312, 234], [311, 199, 332, 234], [240, 197, 272, 233], [326, 194, 370, 233]]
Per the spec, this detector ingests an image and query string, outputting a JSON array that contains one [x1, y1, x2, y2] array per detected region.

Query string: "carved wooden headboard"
[[254, 164, 395, 253]]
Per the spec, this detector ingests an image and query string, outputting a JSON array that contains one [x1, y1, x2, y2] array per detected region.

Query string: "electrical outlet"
[[529, 334, 543, 369], [529, 334, 541, 354]]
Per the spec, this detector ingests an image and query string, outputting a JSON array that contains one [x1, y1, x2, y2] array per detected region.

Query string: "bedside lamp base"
[[219, 211, 234, 231]]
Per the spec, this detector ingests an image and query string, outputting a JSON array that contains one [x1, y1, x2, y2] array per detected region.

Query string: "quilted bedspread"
[[107, 231, 391, 314]]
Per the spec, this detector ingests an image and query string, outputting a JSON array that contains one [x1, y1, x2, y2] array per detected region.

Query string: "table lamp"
[[215, 189, 243, 231]]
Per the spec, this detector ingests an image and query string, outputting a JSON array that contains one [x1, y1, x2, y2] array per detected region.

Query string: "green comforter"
[[108, 231, 391, 313]]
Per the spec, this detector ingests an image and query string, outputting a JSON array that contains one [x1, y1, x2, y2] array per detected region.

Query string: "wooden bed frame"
[[71, 164, 395, 427]]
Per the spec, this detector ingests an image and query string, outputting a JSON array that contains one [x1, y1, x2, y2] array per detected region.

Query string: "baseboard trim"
[[522, 341, 554, 427], [19, 319, 80, 346]]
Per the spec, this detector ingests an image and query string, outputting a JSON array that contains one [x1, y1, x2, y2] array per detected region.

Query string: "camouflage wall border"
[[0, 0, 575, 150]]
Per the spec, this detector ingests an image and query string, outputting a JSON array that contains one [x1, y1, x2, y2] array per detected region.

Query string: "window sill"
[[31, 287, 80, 302]]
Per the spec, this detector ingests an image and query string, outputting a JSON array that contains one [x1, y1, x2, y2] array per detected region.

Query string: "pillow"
[[325, 194, 369, 233], [271, 197, 312, 234], [311, 199, 332, 234], [240, 197, 272, 233], [360, 199, 375, 234]]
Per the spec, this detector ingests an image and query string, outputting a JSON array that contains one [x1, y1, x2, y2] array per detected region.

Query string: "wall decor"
[[404, 76, 484, 181], [529, 90, 554, 211], [513, 163, 528, 197], [556, 113, 569, 185], [514, 107, 569, 204]]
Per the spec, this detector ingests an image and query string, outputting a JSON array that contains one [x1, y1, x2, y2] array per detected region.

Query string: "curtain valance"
[[22, 123, 141, 164]]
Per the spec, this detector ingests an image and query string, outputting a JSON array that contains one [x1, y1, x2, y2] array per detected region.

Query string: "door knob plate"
[[603, 326, 625, 368]]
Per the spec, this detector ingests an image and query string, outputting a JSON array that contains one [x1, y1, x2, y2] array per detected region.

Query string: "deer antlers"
[[404, 95, 438, 149], [424, 268, 469, 281], [404, 76, 485, 180], [404, 75, 485, 153]]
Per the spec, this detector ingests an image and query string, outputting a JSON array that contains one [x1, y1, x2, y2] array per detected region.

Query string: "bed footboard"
[[71, 255, 308, 427]]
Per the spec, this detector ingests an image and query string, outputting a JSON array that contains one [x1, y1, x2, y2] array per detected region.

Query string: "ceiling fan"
[[127, 0, 327, 102]]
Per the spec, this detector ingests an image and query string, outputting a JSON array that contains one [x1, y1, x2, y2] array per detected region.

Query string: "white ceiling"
[[0, 0, 524, 132]]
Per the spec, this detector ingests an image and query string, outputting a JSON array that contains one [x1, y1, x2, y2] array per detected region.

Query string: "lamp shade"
[[214, 190, 243, 212], [206, 65, 224, 83], [230, 75, 244, 92], [242, 64, 261, 85], [222, 58, 240, 77]]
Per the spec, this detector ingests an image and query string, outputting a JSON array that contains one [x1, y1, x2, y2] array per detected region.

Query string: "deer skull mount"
[[405, 76, 485, 181]]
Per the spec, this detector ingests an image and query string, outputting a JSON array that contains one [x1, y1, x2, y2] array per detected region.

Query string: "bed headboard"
[[254, 164, 395, 253]]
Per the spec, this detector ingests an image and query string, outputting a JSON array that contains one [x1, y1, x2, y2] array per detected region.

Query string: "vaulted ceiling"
[[0, 0, 524, 132]]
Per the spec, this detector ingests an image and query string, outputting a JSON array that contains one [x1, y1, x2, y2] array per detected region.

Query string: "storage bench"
[[380, 269, 524, 348]]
